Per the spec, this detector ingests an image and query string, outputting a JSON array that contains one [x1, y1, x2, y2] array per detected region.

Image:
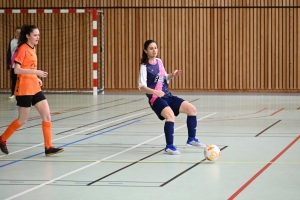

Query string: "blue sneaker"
[[186, 137, 206, 148], [164, 145, 181, 155]]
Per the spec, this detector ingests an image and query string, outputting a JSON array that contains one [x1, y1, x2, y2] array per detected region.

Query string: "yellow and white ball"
[[204, 144, 220, 161]]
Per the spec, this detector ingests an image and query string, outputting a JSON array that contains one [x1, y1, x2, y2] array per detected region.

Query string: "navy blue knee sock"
[[187, 116, 197, 138], [164, 121, 174, 146]]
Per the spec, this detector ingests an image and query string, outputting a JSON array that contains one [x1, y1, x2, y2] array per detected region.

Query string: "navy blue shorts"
[[16, 91, 46, 108], [149, 96, 185, 120]]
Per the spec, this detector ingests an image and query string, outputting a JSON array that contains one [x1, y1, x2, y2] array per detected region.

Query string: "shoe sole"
[[186, 143, 206, 148], [45, 149, 64, 156], [1, 150, 8, 155], [164, 151, 181, 155]]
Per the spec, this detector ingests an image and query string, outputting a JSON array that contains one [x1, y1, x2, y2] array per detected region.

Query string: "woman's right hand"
[[36, 70, 48, 78], [154, 90, 165, 97]]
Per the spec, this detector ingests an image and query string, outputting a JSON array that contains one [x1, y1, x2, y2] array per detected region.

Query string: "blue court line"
[[108, 182, 123, 185], [10, 181, 24, 184], [75, 182, 91, 185], [0, 120, 141, 169]]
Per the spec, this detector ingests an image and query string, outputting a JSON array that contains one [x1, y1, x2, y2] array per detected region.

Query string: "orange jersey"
[[14, 43, 41, 96]]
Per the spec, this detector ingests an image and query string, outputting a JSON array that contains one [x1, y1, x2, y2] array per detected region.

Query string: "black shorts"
[[16, 91, 46, 107], [150, 96, 185, 120]]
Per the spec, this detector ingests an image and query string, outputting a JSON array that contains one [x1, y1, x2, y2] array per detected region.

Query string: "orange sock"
[[42, 121, 53, 149], [1, 119, 22, 141]]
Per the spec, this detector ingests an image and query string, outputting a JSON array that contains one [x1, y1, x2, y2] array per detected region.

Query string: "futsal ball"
[[204, 144, 220, 161]]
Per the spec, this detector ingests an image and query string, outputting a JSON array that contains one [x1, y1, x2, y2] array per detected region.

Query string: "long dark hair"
[[140, 40, 156, 65], [18, 24, 38, 47]]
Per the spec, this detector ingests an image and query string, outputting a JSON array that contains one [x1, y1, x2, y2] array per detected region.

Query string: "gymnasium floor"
[[0, 92, 299, 200]]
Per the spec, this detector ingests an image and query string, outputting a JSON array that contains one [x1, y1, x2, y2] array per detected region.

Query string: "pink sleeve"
[[11, 48, 18, 66]]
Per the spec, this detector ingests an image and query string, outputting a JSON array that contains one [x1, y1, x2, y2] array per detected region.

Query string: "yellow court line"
[[0, 158, 299, 164]]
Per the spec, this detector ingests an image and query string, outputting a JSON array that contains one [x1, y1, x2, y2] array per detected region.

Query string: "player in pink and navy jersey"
[[138, 40, 206, 155]]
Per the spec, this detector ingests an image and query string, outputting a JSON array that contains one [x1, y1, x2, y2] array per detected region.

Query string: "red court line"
[[28, 106, 83, 120], [228, 135, 300, 200], [270, 108, 284, 116], [235, 108, 267, 117], [206, 108, 267, 120], [203, 108, 284, 122]]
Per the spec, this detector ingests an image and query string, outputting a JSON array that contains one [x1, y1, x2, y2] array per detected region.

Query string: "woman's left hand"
[[172, 70, 182, 77], [38, 78, 43, 86]]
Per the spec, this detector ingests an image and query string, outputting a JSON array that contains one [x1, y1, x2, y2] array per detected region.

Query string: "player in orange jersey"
[[0, 25, 64, 156]]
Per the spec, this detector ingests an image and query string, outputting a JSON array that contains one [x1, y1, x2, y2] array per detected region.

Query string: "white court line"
[[0, 112, 145, 158], [5, 112, 216, 200]]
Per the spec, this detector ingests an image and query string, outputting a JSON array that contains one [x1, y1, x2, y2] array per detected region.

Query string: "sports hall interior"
[[0, 1, 299, 200]]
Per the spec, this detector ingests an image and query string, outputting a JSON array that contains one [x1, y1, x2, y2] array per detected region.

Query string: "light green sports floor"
[[0, 92, 299, 200]]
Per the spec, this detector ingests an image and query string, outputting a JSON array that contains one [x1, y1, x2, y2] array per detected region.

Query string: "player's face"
[[15, 29, 21, 39], [145, 42, 158, 58], [26, 28, 40, 46]]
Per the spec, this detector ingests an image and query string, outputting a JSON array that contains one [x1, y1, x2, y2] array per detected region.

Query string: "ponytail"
[[140, 51, 148, 65]]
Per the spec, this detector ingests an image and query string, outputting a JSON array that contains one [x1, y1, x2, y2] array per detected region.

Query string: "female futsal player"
[[138, 40, 206, 155], [0, 25, 64, 156]]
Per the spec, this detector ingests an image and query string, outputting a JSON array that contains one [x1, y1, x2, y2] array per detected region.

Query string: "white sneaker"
[[186, 138, 206, 148], [8, 95, 15, 99], [164, 145, 181, 155]]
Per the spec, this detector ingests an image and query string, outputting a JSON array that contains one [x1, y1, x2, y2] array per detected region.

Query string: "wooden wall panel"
[[1, 1, 300, 92]]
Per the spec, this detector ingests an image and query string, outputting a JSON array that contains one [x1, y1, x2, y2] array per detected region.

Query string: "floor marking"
[[56, 107, 149, 135], [0, 159, 299, 165], [28, 98, 124, 120], [0, 120, 140, 168], [202, 108, 284, 122], [0, 179, 163, 184], [228, 134, 300, 200], [85, 113, 153, 135], [15, 99, 143, 131], [160, 146, 228, 187], [0, 99, 125, 128], [255, 120, 281, 137], [0, 112, 145, 158], [270, 108, 284, 116], [4, 112, 216, 200], [206, 108, 267, 120], [87, 148, 164, 186]]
